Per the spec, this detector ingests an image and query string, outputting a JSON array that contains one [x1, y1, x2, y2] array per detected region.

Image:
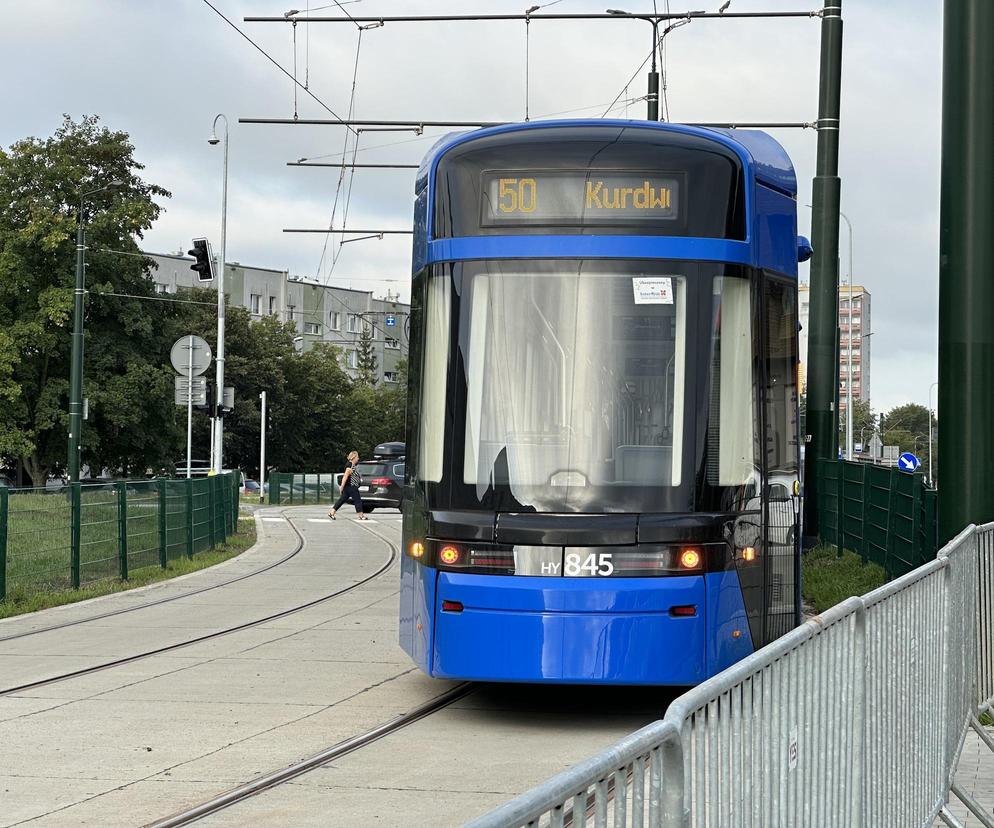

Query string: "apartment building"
[[798, 283, 871, 411], [145, 251, 408, 386]]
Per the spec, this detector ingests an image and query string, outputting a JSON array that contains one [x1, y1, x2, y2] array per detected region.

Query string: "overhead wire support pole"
[[802, 0, 843, 544], [937, 0, 994, 542]]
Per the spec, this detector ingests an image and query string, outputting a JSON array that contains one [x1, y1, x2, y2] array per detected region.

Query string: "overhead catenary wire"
[[313, 24, 365, 284], [201, 0, 357, 136]]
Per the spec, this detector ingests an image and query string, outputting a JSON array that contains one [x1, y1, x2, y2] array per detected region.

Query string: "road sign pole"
[[802, 0, 844, 543], [938, 0, 994, 542], [259, 390, 267, 505], [186, 335, 193, 479]]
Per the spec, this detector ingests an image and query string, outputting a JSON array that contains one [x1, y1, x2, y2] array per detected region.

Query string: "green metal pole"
[[802, 0, 844, 543], [938, 0, 994, 543], [158, 478, 167, 568], [70, 482, 81, 588], [0, 486, 7, 601], [116, 481, 128, 581], [67, 203, 86, 484]]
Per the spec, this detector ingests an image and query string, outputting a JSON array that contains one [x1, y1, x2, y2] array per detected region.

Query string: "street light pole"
[[209, 115, 229, 475], [606, 10, 662, 120], [68, 181, 122, 484], [839, 210, 854, 461]]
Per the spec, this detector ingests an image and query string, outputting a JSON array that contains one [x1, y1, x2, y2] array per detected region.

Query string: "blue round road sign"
[[898, 452, 921, 472]]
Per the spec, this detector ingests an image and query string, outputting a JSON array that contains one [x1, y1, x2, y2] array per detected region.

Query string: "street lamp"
[[606, 9, 662, 120], [928, 380, 938, 487], [208, 114, 229, 474], [68, 178, 124, 483]]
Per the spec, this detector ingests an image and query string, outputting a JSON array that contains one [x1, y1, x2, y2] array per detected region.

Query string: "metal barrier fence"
[[0, 472, 240, 602], [469, 522, 994, 828], [816, 458, 939, 578], [267, 472, 339, 506]]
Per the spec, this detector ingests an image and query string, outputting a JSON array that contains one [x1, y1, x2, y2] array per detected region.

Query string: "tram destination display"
[[481, 169, 682, 226]]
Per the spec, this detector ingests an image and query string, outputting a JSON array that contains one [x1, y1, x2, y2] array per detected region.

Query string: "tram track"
[[146, 683, 474, 828], [0, 513, 398, 697], [0, 509, 305, 644]]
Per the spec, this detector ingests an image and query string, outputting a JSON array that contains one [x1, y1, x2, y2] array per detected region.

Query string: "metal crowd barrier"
[[468, 523, 994, 828]]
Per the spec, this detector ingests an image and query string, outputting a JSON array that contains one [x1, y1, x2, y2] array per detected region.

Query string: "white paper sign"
[[632, 276, 674, 305]]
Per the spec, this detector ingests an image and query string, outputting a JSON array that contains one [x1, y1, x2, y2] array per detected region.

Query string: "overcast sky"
[[1, 0, 941, 413]]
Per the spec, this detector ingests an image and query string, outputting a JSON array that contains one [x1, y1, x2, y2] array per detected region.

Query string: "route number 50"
[[564, 552, 614, 577], [497, 177, 537, 213]]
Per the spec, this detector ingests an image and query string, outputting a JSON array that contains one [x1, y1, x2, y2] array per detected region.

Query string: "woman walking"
[[329, 450, 368, 520]]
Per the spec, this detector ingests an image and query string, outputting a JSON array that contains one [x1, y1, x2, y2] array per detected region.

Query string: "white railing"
[[467, 523, 994, 828]]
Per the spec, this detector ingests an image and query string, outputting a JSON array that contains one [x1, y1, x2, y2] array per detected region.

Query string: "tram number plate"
[[564, 552, 614, 577]]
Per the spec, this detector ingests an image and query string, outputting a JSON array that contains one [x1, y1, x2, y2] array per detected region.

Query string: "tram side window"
[[419, 275, 451, 483], [706, 275, 759, 491], [764, 278, 799, 477]]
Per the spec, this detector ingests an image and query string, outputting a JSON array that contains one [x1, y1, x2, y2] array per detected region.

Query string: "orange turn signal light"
[[410, 541, 425, 559], [742, 546, 757, 562], [679, 548, 702, 569], [439, 545, 461, 565]]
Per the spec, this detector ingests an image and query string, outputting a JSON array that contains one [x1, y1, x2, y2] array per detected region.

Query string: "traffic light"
[[188, 238, 215, 282]]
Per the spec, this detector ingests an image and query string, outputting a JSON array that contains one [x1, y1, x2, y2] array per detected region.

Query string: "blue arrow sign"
[[898, 452, 921, 472], [385, 315, 396, 327]]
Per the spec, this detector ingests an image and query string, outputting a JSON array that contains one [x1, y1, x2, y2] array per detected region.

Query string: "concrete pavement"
[[0, 508, 674, 827], [943, 717, 994, 826]]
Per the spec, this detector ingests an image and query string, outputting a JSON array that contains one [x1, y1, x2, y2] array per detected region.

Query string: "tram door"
[[762, 277, 801, 640]]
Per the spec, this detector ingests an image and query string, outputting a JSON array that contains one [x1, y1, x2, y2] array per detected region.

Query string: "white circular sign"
[[170, 335, 213, 377]]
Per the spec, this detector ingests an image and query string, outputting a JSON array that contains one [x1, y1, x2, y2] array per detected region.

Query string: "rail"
[[468, 522, 994, 827], [0, 472, 240, 602]]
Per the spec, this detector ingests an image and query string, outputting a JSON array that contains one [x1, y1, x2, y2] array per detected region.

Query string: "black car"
[[338, 443, 406, 512]]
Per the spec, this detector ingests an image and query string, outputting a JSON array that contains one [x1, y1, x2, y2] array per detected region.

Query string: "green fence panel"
[[864, 465, 892, 570], [158, 478, 168, 568], [164, 478, 189, 562], [4, 487, 73, 596], [0, 486, 8, 601], [191, 478, 210, 555], [116, 482, 129, 581], [123, 479, 162, 575], [814, 459, 938, 581], [78, 482, 123, 585]]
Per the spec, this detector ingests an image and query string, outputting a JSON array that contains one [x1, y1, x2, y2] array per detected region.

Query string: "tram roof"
[[415, 119, 797, 196]]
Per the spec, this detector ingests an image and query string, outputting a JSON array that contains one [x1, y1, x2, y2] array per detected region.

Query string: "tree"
[[356, 324, 378, 386], [839, 397, 875, 453], [0, 116, 172, 485]]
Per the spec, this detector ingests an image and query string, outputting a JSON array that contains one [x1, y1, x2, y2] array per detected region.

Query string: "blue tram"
[[400, 120, 804, 685]]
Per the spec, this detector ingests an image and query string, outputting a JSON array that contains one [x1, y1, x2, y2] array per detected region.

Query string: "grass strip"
[[802, 544, 888, 614], [0, 517, 256, 620]]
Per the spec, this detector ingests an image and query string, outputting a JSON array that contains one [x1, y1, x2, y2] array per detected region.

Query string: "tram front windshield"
[[418, 260, 767, 514]]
